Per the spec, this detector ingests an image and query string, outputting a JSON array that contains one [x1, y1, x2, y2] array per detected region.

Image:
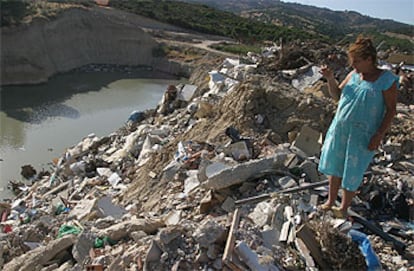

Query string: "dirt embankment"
[[0, 6, 189, 86]]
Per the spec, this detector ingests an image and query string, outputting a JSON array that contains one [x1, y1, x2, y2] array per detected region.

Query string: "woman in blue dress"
[[318, 35, 399, 218]]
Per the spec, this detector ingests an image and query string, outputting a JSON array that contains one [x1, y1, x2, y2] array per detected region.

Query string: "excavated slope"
[[1, 6, 185, 85]]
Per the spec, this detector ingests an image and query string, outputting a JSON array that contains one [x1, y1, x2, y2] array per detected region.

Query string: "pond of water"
[[0, 70, 181, 200]]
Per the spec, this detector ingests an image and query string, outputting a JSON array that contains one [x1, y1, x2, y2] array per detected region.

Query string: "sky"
[[280, 0, 414, 25]]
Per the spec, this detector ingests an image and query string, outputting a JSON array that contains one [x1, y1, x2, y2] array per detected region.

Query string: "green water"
[[0, 70, 180, 200]]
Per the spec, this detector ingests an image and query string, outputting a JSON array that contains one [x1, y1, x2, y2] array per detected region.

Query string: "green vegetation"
[[109, 0, 317, 44], [240, 6, 413, 53], [210, 42, 262, 55], [368, 32, 413, 53], [1, 0, 33, 26], [182, 0, 413, 53], [336, 32, 413, 54], [1, 0, 411, 54], [0, 0, 93, 27]]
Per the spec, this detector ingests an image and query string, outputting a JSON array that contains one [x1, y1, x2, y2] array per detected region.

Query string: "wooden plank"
[[309, 194, 319, 207], [279, 221, 291, 243], [295, 238, 316, 269], [223, 208, 241, 269], [296, 224, 329, 270]]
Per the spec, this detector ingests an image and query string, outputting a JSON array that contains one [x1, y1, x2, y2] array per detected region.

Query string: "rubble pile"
[[1, 42, 413, 271]]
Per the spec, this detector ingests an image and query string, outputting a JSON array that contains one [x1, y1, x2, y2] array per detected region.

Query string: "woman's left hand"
[[368, 133, 383, 150]]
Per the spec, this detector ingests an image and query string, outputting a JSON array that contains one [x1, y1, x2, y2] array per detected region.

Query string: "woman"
[[318, 35, 399, 218]]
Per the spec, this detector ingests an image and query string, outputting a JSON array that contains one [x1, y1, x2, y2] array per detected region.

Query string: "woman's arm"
[[320, 65, 352, 101], [367, 82, 398, 151]]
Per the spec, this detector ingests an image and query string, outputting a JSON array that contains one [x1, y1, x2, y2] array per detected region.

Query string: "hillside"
[[3, 0, 412, 54], [182, 0, 414, 53], [108, 0, 318, 43]]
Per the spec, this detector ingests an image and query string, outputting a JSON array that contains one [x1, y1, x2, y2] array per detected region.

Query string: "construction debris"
[[1, 40, 413, 271]]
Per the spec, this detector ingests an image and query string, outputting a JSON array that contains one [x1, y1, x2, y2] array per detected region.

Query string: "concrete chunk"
[[261, 226, 280, 249], [299, 160, 320, 182], [97, 218, 165, 241], [248, 202, 272, 227], [72, 233, 94, 264], [184, 170, 200, 195], [224, 141, 251, 161], [193, 220, 226, 248], [68, 198, 98, 221], [235, 241, 280, 271], [97, 196, 127, 220], [3, 235, 76, 271], [221, 197, 235, 213], [163, 210, 182, 226], [203, 154, 287, 190], [292, 126, 321, 157], [278, 176, 297, 189], [178, 84, 197, 101]]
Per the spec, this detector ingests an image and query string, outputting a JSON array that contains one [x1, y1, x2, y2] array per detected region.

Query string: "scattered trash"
[[348, 229, 382, 271], [1, 35, 412, 271]]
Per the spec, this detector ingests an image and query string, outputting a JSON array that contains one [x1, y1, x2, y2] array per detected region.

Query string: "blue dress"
[[318, 70, 399, 191]]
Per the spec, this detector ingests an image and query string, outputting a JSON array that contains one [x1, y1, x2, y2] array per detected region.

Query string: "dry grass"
[[21, 1, 85, 24], [387, 53, 414, 65]]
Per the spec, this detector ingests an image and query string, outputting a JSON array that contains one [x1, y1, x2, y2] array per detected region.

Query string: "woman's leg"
[[340, 189, 356, 211], [324, 175, 342, 207]]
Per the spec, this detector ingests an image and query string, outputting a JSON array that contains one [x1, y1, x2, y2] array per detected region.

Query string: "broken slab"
[[234, 241, 280, 271], [163, 210, 182, 226], [203, 154, 287, 190], [279, 221, 291, 243], [145, 240, 162, 263], [261, 226, 279, 249], [221, 197, 236, 213], [72, 233, 94, 264], [178, 84, 197, 102], [296, 224, 329, 270], [299, 160, 320, 182], [96, 196, 127, 220], [292, 65, 323, 92], [294, 238, 316, 269], [199, 190, 219, 214], [3, 235, 76, 271], [278, 176, 297, 189], [292, 126, 321, 157], [193, 219, 226, 248], [224, 141, 251, 161], [184, 170, 200, 195], [97, 218, 165, 241], [248, 202, 272, 227], [68, 198, 98, 221]]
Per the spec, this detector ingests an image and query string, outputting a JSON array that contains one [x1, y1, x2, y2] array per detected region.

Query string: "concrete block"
[[261, 227, 280, 249], [224, 141, 251, 161], [178, 84, 197, 101], [278, 176, 297, 189], [221, 197, 235, 213], [292, 126, 321, 157], [204, 154, 287, 190], [299, 160, 320, 182]]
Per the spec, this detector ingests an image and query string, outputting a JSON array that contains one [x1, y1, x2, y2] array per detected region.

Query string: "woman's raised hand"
[[319, 64, 334, 79]]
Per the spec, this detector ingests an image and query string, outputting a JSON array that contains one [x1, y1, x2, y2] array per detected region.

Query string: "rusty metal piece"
[[235, 179, 329, 206]]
